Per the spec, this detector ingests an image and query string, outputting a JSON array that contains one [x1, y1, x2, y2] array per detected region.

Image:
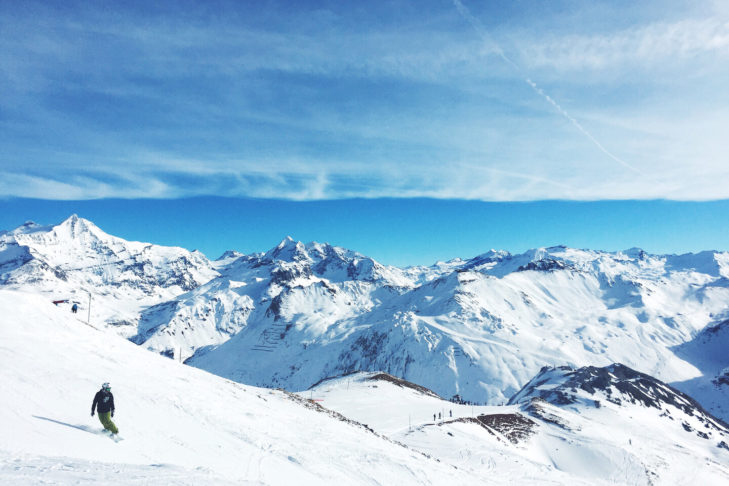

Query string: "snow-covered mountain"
[[169, 239, 729, 421], [2, 216, 728, 426], [0, 215, 218, 335], [507, 363, 729, 483], [132, 236, 415, 362], [671, 318, 729, 421], [303, 367, 729, 485]]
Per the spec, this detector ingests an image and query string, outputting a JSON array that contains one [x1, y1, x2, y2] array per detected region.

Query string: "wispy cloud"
[[452, 0, 644, 175], [1, 1, 728, 202], [517, 18, 729, 72]]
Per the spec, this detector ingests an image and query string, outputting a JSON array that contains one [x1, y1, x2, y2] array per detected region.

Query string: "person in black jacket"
[[91, 382, 118, 434]]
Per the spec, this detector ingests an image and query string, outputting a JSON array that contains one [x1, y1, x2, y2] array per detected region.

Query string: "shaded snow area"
[[671, 319, 729, 422], [302, 372, 729, 485], [0, 290, 483, 485]]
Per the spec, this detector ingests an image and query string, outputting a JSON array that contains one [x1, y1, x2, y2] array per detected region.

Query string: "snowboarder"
[[71, 303, 78, 314], [91, 382, 118, 434]]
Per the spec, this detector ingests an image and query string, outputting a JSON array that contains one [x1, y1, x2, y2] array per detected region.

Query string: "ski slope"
[[0, 290, 489, 485]]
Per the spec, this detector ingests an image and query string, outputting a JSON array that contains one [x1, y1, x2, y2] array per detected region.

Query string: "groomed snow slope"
[[0, 289, 494, 485]]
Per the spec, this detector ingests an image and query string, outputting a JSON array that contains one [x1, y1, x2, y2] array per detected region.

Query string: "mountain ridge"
[[2, 215, 728, 423]]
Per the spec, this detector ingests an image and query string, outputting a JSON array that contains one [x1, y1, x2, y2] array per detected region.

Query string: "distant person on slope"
[[91, 382, 118, 434], [71, 303, 78, 314]]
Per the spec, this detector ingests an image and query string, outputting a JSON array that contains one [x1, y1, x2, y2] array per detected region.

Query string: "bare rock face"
[[473, 413, 537, 444]]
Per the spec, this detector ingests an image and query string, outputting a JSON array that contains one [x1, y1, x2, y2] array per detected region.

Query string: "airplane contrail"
[[451, 0, 643, 175]]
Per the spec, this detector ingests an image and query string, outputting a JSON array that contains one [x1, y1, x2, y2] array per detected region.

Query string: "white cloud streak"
[[519, 18, 729, 72], [452, 0, 644, 175], [523, 79, 643, 175]]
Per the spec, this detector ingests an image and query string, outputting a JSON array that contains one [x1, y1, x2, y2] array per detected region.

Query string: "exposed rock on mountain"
[[509, 363, 729, 444]]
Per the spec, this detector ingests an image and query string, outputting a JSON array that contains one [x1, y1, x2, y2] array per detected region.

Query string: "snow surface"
[[2, 214, 729, 484], [301, 371, 729, 485], [180, 241, 729, 422], [4, 290, 725, 484], [0, 215, 218, 337], [0, 290, 487, 485]]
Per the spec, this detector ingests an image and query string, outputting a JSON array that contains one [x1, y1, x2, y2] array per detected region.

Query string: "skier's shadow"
[[32, 415, 97, 434]]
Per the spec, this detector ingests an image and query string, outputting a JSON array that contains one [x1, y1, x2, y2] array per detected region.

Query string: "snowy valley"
[[1, 215, 728, 484]]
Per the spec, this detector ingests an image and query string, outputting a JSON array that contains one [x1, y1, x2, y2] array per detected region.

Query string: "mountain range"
[[1, 215, 727, 424], [2, 215, 729, 484]]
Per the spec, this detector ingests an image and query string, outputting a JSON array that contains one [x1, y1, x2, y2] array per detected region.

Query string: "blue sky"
[[1, 1, 728, 264], [1, 198, 728, 267]]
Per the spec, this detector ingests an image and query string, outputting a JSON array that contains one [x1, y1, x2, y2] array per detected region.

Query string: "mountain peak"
[[623, 247, 648, 259], [278, 236, 295, 247], [216, 250, 243, 261], [56, 214, 106, 239], [265, 236, 309, 262]]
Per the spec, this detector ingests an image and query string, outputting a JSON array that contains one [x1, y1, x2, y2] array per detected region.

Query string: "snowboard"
[[100, 429, 124, 442]]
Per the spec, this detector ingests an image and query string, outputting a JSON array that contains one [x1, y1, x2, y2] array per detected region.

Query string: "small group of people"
[[91, 382, 118, 435], [433, 410, 454, 421]]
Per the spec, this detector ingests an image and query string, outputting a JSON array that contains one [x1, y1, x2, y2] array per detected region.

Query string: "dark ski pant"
[[98, 412, 118, 434]]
